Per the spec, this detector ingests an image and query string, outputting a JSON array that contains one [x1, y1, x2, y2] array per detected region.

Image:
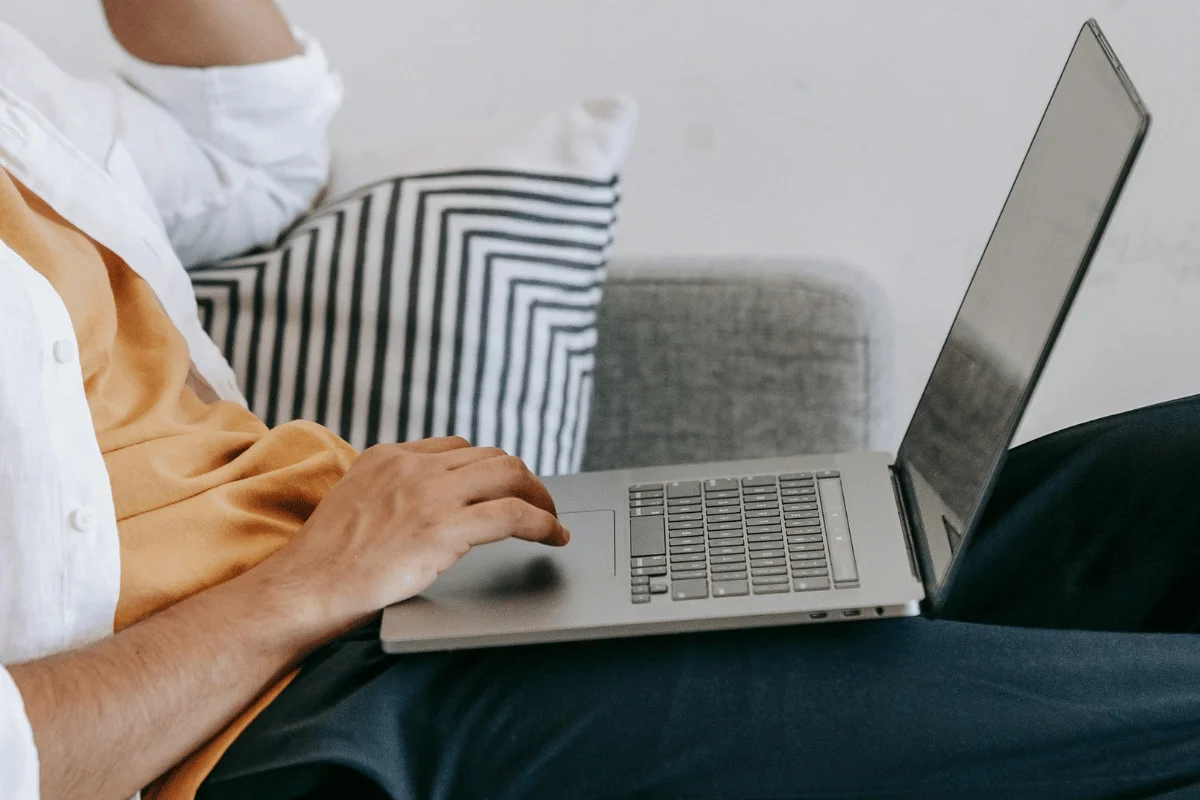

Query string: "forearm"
[[8, 561, 324, 800], [101, 0, 301, 67]]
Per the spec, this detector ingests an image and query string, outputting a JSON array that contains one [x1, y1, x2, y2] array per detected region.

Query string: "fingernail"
[[560, 526, 571, 544]]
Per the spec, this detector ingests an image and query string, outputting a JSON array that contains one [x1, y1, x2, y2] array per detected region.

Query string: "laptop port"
[[809, 611, 828, 620], [842, 609, 862, 618]]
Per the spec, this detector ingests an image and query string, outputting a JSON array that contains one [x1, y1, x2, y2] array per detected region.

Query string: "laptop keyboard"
[[627, 473, 859, 602]]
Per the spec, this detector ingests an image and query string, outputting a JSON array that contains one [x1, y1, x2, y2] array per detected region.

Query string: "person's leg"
[[943, 393, 1200, 631], [201, 395, 1200, 800], [202, 620, 1200, 800]]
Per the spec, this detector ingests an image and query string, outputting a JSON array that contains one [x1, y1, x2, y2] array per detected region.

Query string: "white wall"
[[8, 0, 1200, 446]]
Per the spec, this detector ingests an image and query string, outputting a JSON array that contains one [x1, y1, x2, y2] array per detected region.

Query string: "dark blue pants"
[[200, 396, 1200, 800]]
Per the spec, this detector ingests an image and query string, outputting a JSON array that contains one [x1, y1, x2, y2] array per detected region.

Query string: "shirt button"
[[69, 508, 97, 534], [52, 339, 76, 364]]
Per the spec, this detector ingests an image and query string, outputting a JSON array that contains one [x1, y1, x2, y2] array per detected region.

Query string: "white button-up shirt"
[[0, 22, 342, 798]]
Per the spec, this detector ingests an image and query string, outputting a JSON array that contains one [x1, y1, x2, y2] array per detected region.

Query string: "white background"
[[8, 0, 1199, 446]]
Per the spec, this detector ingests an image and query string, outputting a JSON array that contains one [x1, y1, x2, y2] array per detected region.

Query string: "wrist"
[[221, 555, 335, 664]]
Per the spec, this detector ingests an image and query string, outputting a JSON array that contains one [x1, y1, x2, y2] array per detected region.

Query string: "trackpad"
[[426, 510, 616, 599]]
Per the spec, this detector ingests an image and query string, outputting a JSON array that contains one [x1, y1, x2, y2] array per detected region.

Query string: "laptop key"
[[751, 574, 789, 586], [631, 566, 668, 577], [747, 533, 783, 544], [712, 579, 750, 597], [783, 503, 819, 513], [630, 483, 664, 493], [793, 577, 831, 592], [670, 553, 706, 564], [672, 578, 709, 600], [750, 549, 786, 560], [629, 498, 665, 508], [781, 487, 816, 497], [750, 565, 788, 576], [632, 593, 652, 604], [709, 544, 745, 556], [788, 535, 824, 545], [704, 478, 739, 493], [710, 554, 747, 565], [671, 569, 708, 581], [631, 575, 650, 585], [649, 582, 669, 594], [753, 583, 790, 595], [779, 473, 814, 482], [668, 520, 704, 531], [818, 477, 860, 585], [707, 513, 743, 524], [745, 524, 783, 535], [630, 517, 666, 557], [630, 507, 664, 517], [742, 476, 777, 487], [742, 485, 778, 496], [748, 541, 783, 552], [750, 557, 786, 568], [706, 521, 744, 532], [629, 489, 663, 500], [670, 544, 706, 555], [792, 567, 830, 579], [745, 509, 780, 519], [704, 489, 740, 500], [707, 529, 744, 540], [670, 536, 705, 547], [711, 561, 748, 573], [630, 556, 666, 568], [790, 551, 828, 562], [666, 481, 701, 499], [669, 513, 703, 523], [713, 570, 747, 581], [704, 497, 740, 508], [743, 500, 780, 511], [631, 584, 650, 594]]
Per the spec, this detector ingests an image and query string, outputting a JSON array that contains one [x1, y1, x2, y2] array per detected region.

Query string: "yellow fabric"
[[0, 169, 358, 797]]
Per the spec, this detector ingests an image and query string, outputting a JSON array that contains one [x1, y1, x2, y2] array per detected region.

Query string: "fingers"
[[449, 455, 558, 517], [396, 436, 473, 454], [449, 498, 570, 548], [437, 446, 508, 471]]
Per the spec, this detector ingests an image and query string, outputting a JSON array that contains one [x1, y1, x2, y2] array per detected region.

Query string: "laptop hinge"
[[889, 465, 922, 585]]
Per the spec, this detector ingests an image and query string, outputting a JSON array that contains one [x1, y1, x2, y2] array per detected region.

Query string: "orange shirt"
[[0, 168, 358, 796]]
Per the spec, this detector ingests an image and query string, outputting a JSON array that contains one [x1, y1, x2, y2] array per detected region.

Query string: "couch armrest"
[[582, 258, 892, 471]]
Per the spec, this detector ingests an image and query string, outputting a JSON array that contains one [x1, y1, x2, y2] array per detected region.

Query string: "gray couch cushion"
[[583, 258, 891, 471]]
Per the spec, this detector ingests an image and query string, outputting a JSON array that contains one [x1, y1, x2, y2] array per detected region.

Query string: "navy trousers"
[[199, 396, 1200, 800]]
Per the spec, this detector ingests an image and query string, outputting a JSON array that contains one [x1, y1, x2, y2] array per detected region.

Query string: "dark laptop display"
[[895, 21, 1150, 607]]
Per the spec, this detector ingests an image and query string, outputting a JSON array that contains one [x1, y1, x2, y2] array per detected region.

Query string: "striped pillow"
[[188, 168, 618, 475]]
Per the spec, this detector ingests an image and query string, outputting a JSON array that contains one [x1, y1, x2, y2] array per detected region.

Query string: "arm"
[[100, 0, 341, 265], [101, 0, 301, 68], [9, 440, 569, 800]]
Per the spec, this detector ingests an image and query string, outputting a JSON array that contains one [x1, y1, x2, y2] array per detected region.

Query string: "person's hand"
[[260, 437, 570, 639]]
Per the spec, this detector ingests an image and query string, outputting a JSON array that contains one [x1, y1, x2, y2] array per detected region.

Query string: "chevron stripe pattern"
[[188, 169, 618, 475]]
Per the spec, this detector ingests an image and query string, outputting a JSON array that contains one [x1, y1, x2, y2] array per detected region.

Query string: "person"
[[1, 3, 1198, 799]]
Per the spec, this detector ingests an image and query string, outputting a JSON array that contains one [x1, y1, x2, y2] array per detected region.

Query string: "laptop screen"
[[894, 21, 1149, 606]]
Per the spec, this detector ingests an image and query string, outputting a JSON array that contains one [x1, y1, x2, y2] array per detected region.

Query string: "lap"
[[201, 395, 1200, 800]]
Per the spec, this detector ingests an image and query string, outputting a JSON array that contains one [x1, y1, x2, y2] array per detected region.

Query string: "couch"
[[584, 257, 892, 471]]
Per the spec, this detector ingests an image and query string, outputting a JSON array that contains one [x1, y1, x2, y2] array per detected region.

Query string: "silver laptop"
[[381, 20, 1150, 654]]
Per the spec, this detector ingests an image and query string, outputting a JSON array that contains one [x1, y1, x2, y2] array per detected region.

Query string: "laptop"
[[381, 19, 1150, 654]]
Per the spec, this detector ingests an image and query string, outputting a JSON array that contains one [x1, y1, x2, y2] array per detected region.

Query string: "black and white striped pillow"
[[188, 168, 618, 475]]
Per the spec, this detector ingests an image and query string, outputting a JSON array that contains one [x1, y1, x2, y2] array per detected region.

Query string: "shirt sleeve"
[[109, 29, 343, 266], [0, 667, 39, 800]]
